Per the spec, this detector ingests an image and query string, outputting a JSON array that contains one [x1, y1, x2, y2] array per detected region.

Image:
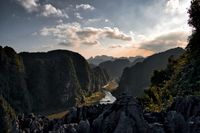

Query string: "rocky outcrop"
[[115, 47, 185, 97], [144, 96, 200, 133], [11, 95, 200, 133], [92, 94, 148, 133], [12, 94, 148, 133], [168, 96, 200, 120]]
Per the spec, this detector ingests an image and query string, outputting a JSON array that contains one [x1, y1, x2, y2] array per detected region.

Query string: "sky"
[[0, 0, 192, 58]]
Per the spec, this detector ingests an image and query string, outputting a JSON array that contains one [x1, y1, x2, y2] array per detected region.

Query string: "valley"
[[0, 0, 200, 132]]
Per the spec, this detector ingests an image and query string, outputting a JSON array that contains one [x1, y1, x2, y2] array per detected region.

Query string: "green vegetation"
[[47, 110, 68, 120], [103, 80, 119, 92], [141, 0, 200, 112], [77, 91, 105, 106], [0, 96, 15, 133]]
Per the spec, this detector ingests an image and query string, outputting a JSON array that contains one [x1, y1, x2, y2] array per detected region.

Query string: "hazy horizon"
[[0, 0, 192, 58]]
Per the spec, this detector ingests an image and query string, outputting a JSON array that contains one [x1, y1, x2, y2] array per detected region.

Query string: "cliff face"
[[0, 46, 31, 113], [20, 50, 109, 113], [0, 96, 15, 133], [99, 57, 144, 80], [115, 48, 185, 97], [0, 46, 109, 114]]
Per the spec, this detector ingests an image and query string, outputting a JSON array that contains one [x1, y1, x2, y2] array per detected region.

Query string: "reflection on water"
[[100, 90, 116, 104]]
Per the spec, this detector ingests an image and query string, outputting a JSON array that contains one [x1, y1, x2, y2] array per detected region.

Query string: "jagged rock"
[[148, 123, 165, 133], [169, 96, 200, 120], [12, 96, 200, 133], [77, 120, 90, 133], [164, 111, 187, 133], [144, 112, 166, 124], [63, 124, 78, 133], [92, 94, 148, 133], [187, 114, 200, 133], [64, 107, 78, 124]]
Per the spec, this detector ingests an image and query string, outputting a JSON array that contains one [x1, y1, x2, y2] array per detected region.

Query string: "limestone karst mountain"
[[115, 47, 185, 97], [0, 46, 109, 114]]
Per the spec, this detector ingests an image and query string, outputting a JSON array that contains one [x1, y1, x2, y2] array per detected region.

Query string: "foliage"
[[0, 96, 15, 133], [141, 0, 200, 112], [187, 0, 200, 53], [188, 0, 200, 31], [77, 91, 105, 106], [103, 80, 119, 92], [47, 110, 68, 120]]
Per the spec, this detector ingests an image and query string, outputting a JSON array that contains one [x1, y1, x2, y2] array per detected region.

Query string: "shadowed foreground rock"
[[92, 94, 148, 133], [144, 96, 200, 133], [12, 95, 200, 133]]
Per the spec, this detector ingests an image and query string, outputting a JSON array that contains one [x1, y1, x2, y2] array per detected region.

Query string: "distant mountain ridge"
[[115, 47, 185, 97], [99, 57, 144, 79], [0, 46, 109, 114], [88, 55, 114, 65], [88, 55, 143, 65]]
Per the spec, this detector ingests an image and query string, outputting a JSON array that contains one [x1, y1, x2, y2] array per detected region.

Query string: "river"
[[100, 90, 116, 104]]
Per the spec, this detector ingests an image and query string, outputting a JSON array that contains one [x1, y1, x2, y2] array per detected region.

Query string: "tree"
[[187, 0, 200, 53], [188, 0, 200, 31]]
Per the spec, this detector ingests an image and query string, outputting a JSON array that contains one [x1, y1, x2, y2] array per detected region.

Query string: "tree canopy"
[[188, 0, 200, 31]]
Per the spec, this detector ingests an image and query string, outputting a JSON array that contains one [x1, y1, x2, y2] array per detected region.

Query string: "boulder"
[[164, 111, 187, 133], [92, 94, 148, 133], [169, 96, 200, 120]]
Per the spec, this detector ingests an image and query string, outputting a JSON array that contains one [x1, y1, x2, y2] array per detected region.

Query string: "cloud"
[[165, 0, 179, 14], [74, 12, 83, 19], [17, 0, 39, 12], [41, 4, 68, 18], [56, 19, 63, 23], [109, 45, 122, 48], [76, 4, 95, 10], [39, 22, 133, 47], [17, 0, 68, 18], [58, 41, 73, 46], [140, 31, 189, 52], [105, 19, 109, 23], [87, 18, 101, 23]]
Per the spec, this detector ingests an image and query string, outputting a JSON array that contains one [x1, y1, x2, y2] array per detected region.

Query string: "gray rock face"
[[12, 95, 200, 133], [188, 115, 200, 133], [92, 95, 148, 133], [169, 96, 200, 120], [148, 123, 165, 133], [164, 111, 187, 133], [12, 95, 149, 133], [145, 96, 200, 133]]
